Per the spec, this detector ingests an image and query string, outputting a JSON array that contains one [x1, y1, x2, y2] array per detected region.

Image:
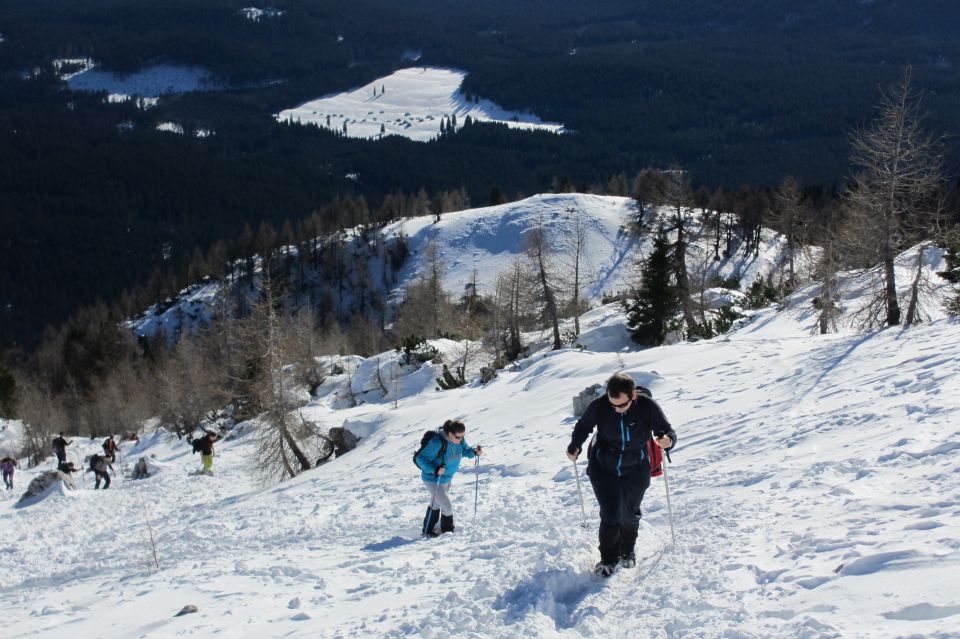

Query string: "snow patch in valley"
[[277, 66, 565, 142], [241, 7, 284, 22], [65, 63, 223, 97]]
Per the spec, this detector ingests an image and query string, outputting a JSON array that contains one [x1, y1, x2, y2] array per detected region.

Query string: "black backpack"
[[413, 430, 447, 469]]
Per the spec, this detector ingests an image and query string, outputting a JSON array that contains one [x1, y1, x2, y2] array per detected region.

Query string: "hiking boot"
[[422, 507, 440, 538], [440, 514, 454, 534], [619, 552, 636, 569], [593, 562, 616, 578]]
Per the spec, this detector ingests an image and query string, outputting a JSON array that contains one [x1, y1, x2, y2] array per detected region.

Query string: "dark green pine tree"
[[625, 225, 678, 346]]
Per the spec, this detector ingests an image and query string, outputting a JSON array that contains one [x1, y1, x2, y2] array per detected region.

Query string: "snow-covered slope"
[[129, 193, 806, 342], [4, 288, 960, 637], [276, 66, 564, 141]]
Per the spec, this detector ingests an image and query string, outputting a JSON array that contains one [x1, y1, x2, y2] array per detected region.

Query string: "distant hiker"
[[1, 456, 19, 490], [58, 461, 78, 475], [415, 419, 482, 537], [102, 435, 119, 463], [52, 433, 72, 465], [566, 372, 677, 577], [89, 453, 111, 489], [192, 431, 218, 475]]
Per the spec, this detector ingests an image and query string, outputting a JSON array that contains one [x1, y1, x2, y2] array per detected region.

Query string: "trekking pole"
[[661, 446, 677, 548], [472, 456, 480, 521], [572, 459, 590, 529]]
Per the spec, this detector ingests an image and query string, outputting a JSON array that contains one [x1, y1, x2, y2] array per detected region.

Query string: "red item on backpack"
[[647, 438, 664, 478]]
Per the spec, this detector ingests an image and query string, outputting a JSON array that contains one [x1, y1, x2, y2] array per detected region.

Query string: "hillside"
[[129, 193, 806, 343], [3, 252, 959, 637]]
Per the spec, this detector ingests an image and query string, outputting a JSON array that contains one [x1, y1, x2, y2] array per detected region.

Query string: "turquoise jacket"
[[416, 431, 477, 484]]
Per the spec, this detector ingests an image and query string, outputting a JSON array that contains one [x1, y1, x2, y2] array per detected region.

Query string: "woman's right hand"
[[436, 465, 445, 476]]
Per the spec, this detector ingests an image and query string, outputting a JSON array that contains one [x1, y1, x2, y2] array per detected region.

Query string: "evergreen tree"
[[625, 225, 677, 346]]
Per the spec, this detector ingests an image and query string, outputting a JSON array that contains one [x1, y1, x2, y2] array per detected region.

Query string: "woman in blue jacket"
[[416, 419, 482, 537]]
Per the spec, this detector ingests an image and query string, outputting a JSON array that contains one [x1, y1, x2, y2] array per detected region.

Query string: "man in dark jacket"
[[89, 454, 111, 489], [566, 372, 677, 577], [52, 433, 71, 465]]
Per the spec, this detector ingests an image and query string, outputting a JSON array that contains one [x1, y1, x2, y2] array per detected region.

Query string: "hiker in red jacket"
[[102, 435, 119, 463], [566, 372, 677, 577]]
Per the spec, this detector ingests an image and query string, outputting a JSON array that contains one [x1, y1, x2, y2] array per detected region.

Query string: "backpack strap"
[[435, 432, 448, 465]]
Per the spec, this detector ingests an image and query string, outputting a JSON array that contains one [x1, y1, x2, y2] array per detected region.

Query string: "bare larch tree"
[[843, 66, 944, 328]]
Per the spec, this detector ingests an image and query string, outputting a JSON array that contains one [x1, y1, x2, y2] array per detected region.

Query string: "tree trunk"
[[883, 248, 901, 326], [904, 244, 926, 326], [673, 214, 697, 331], [536, 247, 562, 350], [281, 424, 312, 473]]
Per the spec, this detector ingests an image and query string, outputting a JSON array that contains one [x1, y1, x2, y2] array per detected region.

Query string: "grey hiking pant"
[[423, 480, 453, 516]]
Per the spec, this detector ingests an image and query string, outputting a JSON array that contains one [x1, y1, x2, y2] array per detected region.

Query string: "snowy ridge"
[[276, 67, 565, 142], [4, 286, 960, 636], [128, 193, 809, 343]]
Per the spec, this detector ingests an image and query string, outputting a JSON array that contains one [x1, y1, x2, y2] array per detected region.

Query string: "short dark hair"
[[606, 372, 636, 398], [442, 419, 466, 435]]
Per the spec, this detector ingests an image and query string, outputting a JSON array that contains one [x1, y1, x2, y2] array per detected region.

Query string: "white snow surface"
[[276, 66, 565, 142], [6, 285, 960, 637]]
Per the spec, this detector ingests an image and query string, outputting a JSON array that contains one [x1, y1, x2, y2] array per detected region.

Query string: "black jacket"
[[568, 394, 677, 477], [89, 455, 108, 473], [195, 436, 216, 456]]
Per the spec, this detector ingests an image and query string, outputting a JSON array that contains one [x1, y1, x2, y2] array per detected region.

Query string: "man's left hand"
[[656, 435, 673, 449]]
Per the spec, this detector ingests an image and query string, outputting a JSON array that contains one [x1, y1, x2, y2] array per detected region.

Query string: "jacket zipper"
[[617, 415, 625, 476]]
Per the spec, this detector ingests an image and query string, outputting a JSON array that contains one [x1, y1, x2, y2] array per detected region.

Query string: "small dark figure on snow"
[[102, 435, 119, 463], [414, 419, 481, 537], [52, 433, 72, 465], [89, 453, 111, 489], [58, 461, 78, 474], [1, 456, 19, 490], [191, 431, 218, 475], [566, 372, 677, 577]]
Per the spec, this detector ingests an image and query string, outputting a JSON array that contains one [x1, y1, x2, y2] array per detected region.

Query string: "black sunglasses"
[[608, 396, 631, 408], [450, 433, 465, 439]]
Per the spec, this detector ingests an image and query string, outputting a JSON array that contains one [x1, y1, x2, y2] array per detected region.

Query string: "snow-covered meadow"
[[276, 67, 565, 142]]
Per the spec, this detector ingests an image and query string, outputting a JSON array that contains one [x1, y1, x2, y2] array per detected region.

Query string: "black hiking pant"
[[94, 470, 111, 489], [588, 458, 651, 565]]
